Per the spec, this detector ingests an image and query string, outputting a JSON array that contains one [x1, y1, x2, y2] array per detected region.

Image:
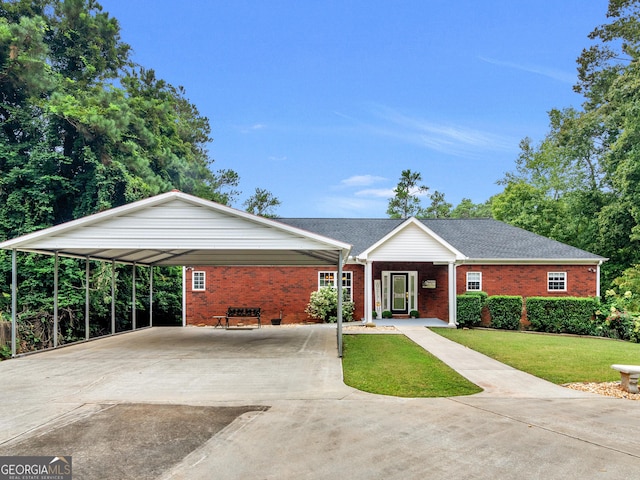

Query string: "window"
[[466, 272, 482, 291], [192, 271, 205, 291], [318, 271, 353, 301], [547, 272, 566, 291]]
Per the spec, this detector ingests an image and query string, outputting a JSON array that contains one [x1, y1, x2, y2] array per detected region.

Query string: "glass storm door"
[[391, 273, 408, 314]]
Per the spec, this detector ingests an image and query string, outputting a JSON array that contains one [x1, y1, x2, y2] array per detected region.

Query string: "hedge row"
[[526, 297, 598, 335], [456, 294, 594, 333], [455, 294, 640, 342]]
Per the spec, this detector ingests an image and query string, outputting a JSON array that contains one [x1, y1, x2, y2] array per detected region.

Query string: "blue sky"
[[99, 0, 609, 217]]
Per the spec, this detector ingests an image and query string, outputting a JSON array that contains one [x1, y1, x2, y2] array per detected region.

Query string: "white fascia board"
[[356, 217, 466, 261]]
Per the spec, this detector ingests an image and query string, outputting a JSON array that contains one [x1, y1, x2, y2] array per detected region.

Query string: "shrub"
[[456, 295, 482, 328], [382, 310, 393, 319], [593, 289, 640, 342], [409, 310, 419, 318], [487, 296, 523, 330], [526, 297, 598, 335], [463, 291, 488, 306], [305, 287, 355, 323]]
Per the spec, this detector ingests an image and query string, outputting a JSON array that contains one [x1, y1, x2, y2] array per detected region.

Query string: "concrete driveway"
[[1, 326, 639, 479]]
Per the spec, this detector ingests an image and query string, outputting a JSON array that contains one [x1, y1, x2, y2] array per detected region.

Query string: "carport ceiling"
[[0, 191, 352, 266]]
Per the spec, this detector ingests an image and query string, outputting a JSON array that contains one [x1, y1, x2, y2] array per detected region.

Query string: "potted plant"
[[382, 310, 393, 319], [410, 310, 419, 318]]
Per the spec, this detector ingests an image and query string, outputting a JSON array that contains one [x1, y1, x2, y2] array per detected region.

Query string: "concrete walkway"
[[395, 325, 596, 398]]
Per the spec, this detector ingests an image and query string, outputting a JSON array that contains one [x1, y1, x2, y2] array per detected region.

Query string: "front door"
[[391, 273, 408, 314]]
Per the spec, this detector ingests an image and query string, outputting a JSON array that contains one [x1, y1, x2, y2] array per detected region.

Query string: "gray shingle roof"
[[278, 218, 605, 261]]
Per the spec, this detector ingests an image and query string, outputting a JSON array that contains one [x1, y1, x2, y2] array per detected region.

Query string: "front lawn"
[[435, 329, 640, 384], [342, 334, 482, 397]]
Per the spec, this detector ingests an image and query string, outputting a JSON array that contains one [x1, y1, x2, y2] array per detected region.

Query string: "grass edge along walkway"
[[342, 334, 482, 398], [434, 328, 640, 385]]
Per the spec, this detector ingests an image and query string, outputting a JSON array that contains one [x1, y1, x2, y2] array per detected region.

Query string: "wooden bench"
[[226, 307, 261, 329], [611, 364, 640, 394]]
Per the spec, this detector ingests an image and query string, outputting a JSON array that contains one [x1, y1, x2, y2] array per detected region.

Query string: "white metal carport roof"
[[0, 190, 351, 266], [0, 190, 352, 357]]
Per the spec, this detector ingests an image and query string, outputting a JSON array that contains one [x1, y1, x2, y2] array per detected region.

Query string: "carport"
[[0, 190, 352, 358]]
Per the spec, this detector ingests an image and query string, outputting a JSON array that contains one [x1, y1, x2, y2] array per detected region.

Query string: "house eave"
[[459, 258, 607, 265]]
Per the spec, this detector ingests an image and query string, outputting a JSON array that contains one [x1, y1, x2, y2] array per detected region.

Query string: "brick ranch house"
[[186, 217, 606, 327]]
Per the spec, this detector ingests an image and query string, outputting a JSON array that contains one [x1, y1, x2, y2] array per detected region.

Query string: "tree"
[[450, 198, 492, 218], [491, 0, 640, 289], [386, 169, 429, 219], [244, 188, 281, 218], [421, 190, 452, 219], [0, 0, 244, 349]]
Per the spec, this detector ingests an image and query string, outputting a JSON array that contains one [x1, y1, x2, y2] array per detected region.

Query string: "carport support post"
[[337, 251, 343, 357], [85, 257, 90, 340], [132, 262, 136, 330], [111, 260, 116, 335], [149, 266, 153, 327], [11, 249, 17, 358], [53, 252, 59, 348]]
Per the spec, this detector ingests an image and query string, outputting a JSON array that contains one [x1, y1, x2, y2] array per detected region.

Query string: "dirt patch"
[[0, 403, 268, 479]]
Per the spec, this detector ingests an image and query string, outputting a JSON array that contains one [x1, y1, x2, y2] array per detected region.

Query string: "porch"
[[364, 318, 451, 328]]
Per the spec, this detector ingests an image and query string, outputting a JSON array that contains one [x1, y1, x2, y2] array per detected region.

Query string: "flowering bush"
[[305, 287, 355, 323], [594, 289, 640, 342]]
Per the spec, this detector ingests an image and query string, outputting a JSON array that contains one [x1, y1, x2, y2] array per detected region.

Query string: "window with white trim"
[[547, 271, 566, 291], [192, 271, 206, 291], [318, 271, 353, 301], [466, 272, 482, 291]]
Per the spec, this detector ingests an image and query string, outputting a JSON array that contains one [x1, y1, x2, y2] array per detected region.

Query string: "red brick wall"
[[456, 264, 598, 298], [457, 264, 599, 325], [186, 263, 599, 325], [185, 265, 364, 326]]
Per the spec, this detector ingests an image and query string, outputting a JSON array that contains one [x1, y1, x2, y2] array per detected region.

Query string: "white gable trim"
[[356, 217, 467, 262]]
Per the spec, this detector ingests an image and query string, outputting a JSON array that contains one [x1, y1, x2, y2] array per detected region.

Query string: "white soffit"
[[0, 191, 352, 266]]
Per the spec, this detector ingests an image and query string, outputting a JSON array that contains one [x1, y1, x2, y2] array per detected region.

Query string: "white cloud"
[[353, 104, 517, 158], [340, 174, 386, 187], [238, 123, 267, 134], [315, 195, 388, 217], [478, 56, 576, 84], [355, 188, 395, 198]]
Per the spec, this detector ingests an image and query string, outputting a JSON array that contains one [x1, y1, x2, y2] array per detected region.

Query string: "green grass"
[[435, 329, 640, 384], [342, 334, 482, 397]]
